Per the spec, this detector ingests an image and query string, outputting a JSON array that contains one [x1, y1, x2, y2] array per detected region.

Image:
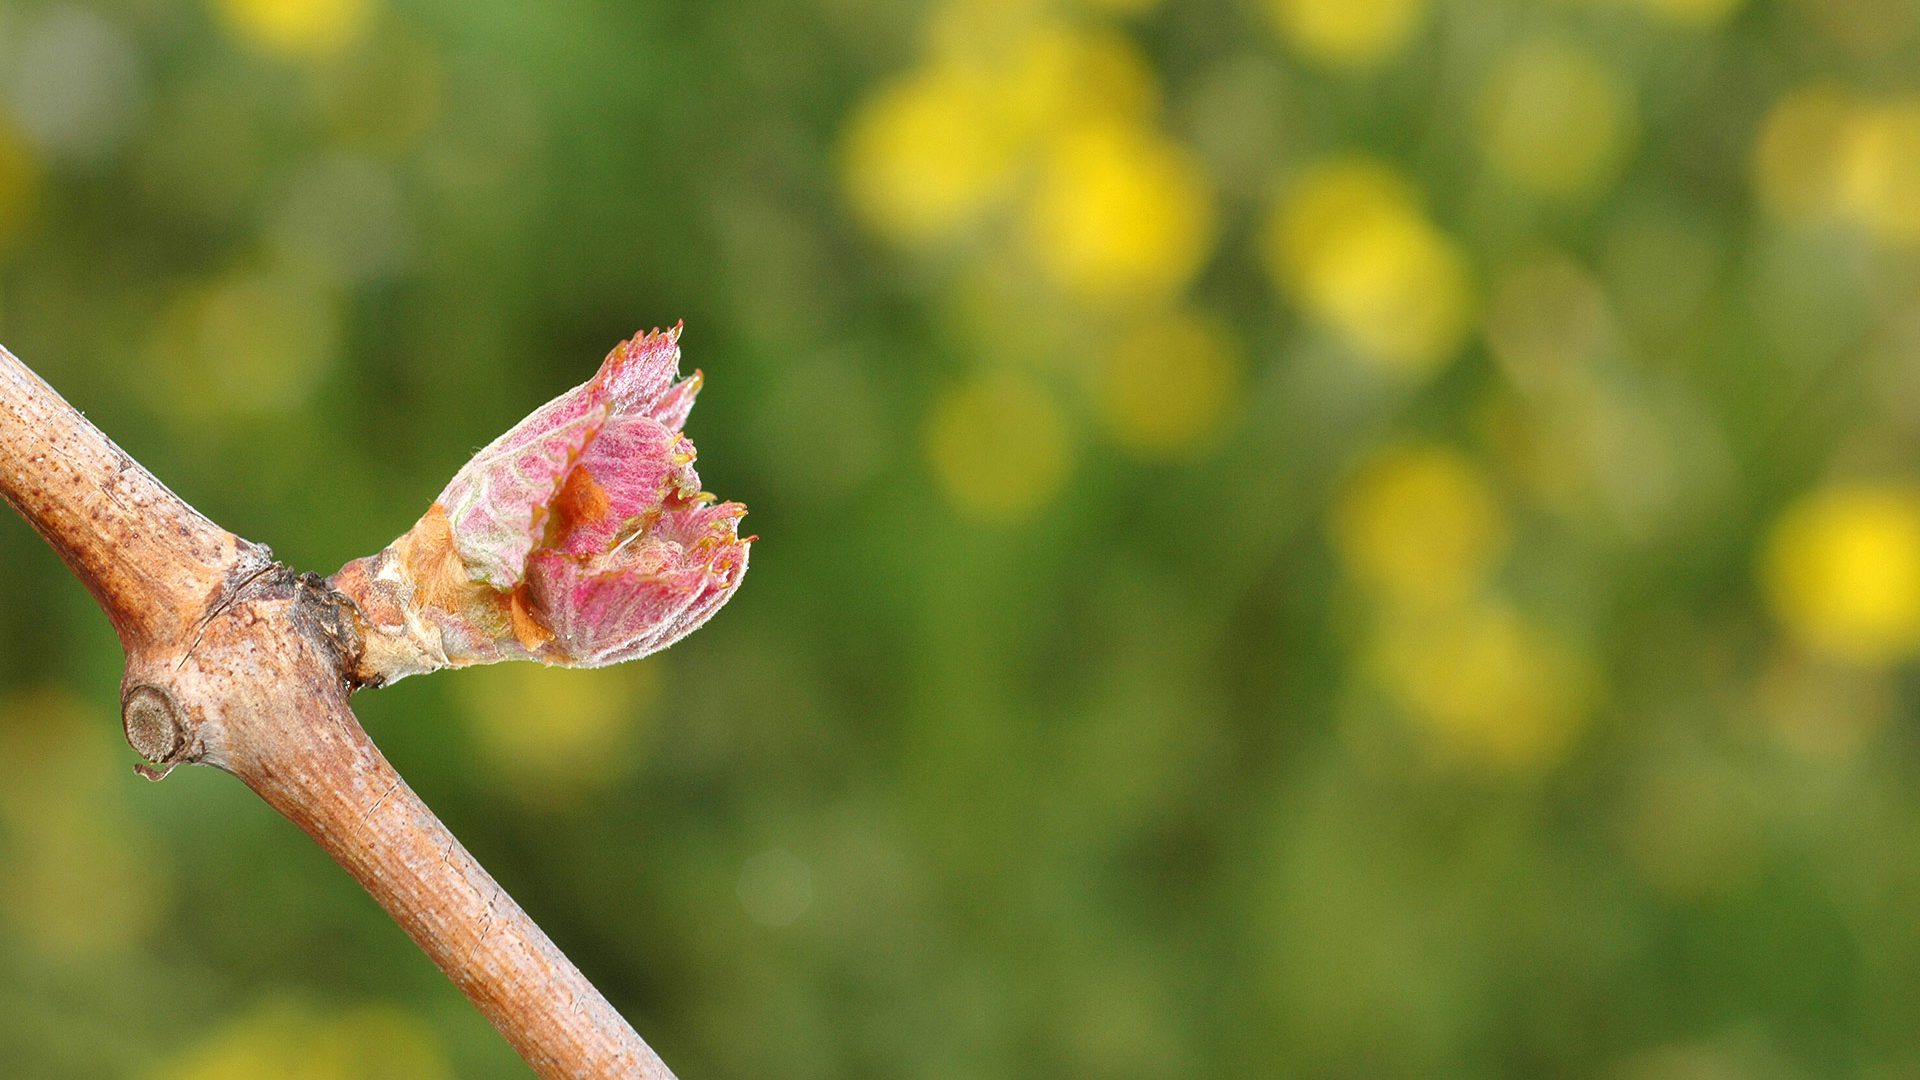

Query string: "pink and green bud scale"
[[334, 326, 751, 683]]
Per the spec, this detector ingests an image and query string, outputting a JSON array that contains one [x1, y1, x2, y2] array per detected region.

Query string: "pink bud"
[[335, 327, 751, 681]]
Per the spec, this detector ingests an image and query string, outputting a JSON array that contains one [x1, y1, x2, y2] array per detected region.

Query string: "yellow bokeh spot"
[[1840, 99, 1920, 244], [1332, 444, 1508, 608], [841, 63, 1023, 244], [843, 18, 1195, 286], [455, 661, 657, 807], [1753, 83, 1860, 223], [922, 0, 1052, 56], [1373, 601, 1594, 770], [1752, 87, 1920, 245], [1763, 484, 1920, 665], [210, 0, 373, 60], [1479, 39, 1635, 199], [1025, 118, 1215, 302], [925, 371, 1073, 522], [1095, 309, 1245, 456], [1266, 0, 1427, 67], [1270, 159, 1417, 281], [148, 1001, 450, 1080], [994, 25, 1159, 139], [1265, 158, 1474, 373]]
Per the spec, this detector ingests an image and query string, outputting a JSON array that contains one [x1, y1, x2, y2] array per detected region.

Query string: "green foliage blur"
[[3, 0, 1920, 1075]]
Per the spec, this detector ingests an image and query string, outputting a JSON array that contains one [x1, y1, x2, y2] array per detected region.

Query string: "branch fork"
[[0, 333, 750, 1079]]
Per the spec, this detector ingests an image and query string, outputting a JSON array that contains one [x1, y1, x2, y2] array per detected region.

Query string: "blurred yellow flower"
[[210, 0, 373, 60], [148, 1001, 450, 1080], [1373, 600, 1594, 770], [1265, 0, 1427, 67], [0, 120, 39, 247], [1024, 118, 1215, 301], [1763, 484, 1920, 665], [1332, 444, 1508, 608], [1840, 99, 1920, 244], [1265, 157, 1474, 373], [995, 24, 1159, 140], [925, 371, 1073, 522], [1478, 39, 1635, 199], [1751, 85, 1920, 244], [922, 0, 1051, 54], [455, 660, 657, 807], [841, 63, 1023, 243], [844, 17, 1203, 306], [1753, 83, 1860, 224], [1095, 309, 1245, 456], [1270, 159, 1414, 282]]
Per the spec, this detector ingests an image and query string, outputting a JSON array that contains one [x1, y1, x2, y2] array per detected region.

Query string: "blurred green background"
[[2, 0, 1919, 1075]]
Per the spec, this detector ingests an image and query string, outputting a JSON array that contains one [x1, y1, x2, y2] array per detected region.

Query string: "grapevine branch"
[[0, 344, 690, 1079]]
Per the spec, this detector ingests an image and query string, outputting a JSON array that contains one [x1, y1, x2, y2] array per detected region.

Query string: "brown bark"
[[0, 351, 256, 653], [0, 345, 677, 1079]]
